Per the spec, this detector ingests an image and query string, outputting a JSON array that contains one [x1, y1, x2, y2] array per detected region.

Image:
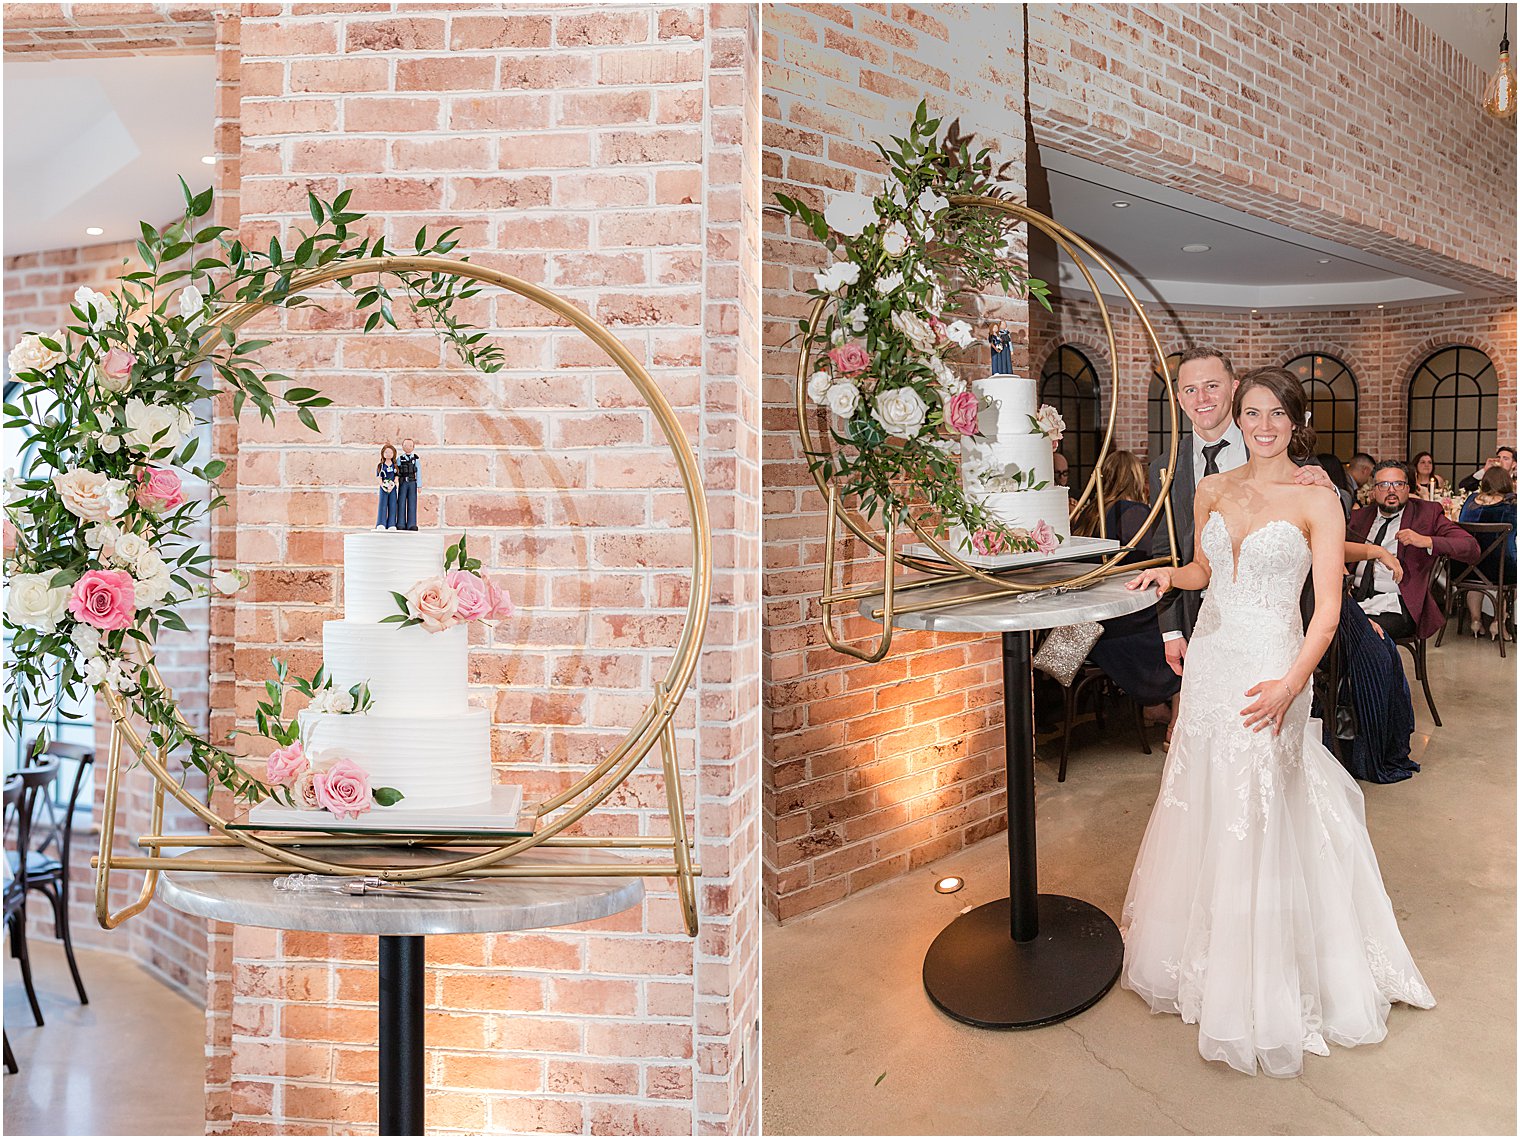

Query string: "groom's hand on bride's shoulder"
[[1293, 465, 1334, 490]]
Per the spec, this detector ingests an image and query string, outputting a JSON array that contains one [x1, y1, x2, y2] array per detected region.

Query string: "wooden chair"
[[5, 761, 60, 1026], [1056, 661, 1151, 783], [1437, 521, 1514, 658], [13, 740, 94, 1006]]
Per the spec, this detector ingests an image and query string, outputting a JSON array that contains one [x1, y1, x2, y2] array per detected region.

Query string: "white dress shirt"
[[1357, 505, 1407, 617], [1193, 421, 1247, 484]]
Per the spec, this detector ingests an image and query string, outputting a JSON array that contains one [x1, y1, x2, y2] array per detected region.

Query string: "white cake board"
[[903, 533, 1122, 570], [240, 784, 527, 836]]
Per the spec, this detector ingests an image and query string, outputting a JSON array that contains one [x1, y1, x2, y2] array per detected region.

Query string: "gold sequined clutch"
[[1033, 621, 1104, 687]]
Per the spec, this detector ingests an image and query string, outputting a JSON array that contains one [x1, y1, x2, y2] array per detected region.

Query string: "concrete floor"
[[763, 634, 1516, 1135], [5, 940, 207, 1136]]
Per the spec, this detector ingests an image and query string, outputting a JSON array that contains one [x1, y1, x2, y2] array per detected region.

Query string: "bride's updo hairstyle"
[[1234, 366, 1317, 462]]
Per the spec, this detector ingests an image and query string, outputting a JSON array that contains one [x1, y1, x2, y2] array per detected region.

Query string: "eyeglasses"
[[1373, 480, 1409, 490], [1053, 470, 1070, 484]]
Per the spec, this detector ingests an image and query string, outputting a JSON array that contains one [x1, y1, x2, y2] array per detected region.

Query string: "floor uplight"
[[934, 876, 965, 894]]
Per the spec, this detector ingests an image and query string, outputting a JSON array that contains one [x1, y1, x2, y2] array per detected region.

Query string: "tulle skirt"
[[1119, 715, 1435, 1078]]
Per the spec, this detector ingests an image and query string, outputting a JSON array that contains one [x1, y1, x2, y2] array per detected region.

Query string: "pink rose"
[[135, 466, 185, 513], [946, 391, 980, 435], [444, 569, 491, 622], [927, 316, 948, 344], [264, 742, 308, 788], [291, 769, 322, 810], [3, 519, 15, 558], [1031, 519, 1059, 555], [67, 569, 136, 630], [484, 574, 515, 620], [405, 574, 462, 632], [101, 347, 135, 381], [970, 528, 1007, 557], [313, 757, 372, 820], [827, 342, 870, 376]]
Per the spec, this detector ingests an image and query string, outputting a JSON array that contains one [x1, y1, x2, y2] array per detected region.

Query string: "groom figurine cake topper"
[[396, 436, 420, 531]]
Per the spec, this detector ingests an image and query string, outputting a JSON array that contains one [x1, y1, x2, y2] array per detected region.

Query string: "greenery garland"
[[776, 103, 1058, 551], [3, 179, 500, 805]]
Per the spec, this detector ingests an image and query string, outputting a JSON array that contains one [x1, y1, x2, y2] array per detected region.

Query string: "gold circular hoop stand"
[[795, 197, 1182, 661], [94, 256, 709, 935]]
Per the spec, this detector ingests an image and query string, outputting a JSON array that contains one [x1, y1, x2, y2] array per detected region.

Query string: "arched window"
[[1039, 345, 1102, 489], [1407, 346, 1499, 485], [1147, 351, 1185, 466], [1284, 353, 1359, 465]]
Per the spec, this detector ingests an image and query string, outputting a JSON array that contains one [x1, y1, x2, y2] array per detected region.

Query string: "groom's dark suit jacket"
[[1148, 435, 1204, 640]]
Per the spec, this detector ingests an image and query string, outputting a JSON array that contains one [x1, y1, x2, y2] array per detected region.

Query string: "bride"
[[1122, 366, 1434, 1078]]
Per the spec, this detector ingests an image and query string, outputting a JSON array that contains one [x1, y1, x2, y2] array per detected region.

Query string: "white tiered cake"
[[297, 531, 494, 812], [955, 374, 1071, 548]]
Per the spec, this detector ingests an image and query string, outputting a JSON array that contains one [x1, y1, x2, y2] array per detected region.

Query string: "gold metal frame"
[[797, 197, 1182, 657], [93, 256, 710, 936]]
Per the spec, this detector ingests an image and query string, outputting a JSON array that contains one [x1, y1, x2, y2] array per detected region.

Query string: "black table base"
[[378, 935, 425, 1136], [921, 631, 1124, 1028]]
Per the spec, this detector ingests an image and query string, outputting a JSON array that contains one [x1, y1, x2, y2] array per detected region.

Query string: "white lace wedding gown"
[[1120, 512, 1435, 1078]]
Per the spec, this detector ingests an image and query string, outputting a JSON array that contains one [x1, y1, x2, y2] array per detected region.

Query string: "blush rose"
[[68, 569, 136, 630], [946, 390, 980, 435], [264, 742, 308, 788], [406, 575, 462, 632], [827, 342, 871, 376], [444, 569, 492, 622], [313, 757, 372, 820], [135, 466, 185, 513]]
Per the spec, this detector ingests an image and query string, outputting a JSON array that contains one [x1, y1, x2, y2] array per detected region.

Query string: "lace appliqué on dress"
[[1365, 934, 1436, 1007]]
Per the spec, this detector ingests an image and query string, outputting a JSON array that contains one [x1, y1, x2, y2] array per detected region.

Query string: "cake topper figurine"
[[375, 443, 398, 531], [396, 436, 420, 530], [988, 321, 1013, 374]]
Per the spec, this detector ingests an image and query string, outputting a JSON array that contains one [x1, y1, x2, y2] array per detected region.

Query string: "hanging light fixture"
[[1483, 5, 1517, 119]]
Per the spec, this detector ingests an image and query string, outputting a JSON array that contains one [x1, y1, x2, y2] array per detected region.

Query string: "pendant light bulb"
[[1483, 9, 1518, 119]]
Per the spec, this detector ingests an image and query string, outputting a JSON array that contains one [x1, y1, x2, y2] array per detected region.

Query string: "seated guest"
[[1313, 452, 1354, 518], [1458, 465, 1517, 640], [1347, 460, 1482, 640], [1348, 451, 1376, 506], [1073, 450, 1182, 740], [1411, 451, 1448, 500], [1052, 449, 1070, 491], [1457, 445, 1516, 493]]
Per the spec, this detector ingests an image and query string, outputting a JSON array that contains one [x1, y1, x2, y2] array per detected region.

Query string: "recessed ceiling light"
[[85, 227, 103, 236], [1181, 243, 1211, 253], [1317, 258, 1332, 264], [200, 155, 216, 165], [934, 876, 965, 894], [1112, 200, 1130, 208]]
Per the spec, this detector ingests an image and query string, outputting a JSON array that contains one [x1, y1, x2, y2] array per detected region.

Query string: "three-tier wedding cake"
[[955, 374, 1071, 549], [296, 531, 494, 811]]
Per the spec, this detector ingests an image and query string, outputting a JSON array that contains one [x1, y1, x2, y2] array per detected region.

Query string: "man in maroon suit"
[[1348, 460, 1481, 639]]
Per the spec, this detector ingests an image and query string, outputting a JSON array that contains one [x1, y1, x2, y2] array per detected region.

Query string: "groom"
[[1148, 346, 1332, 676]]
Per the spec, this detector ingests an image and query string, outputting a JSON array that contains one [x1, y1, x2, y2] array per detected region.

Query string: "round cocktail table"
[[161, 845, 644, 1135], [860, 564, 1155, 1029]]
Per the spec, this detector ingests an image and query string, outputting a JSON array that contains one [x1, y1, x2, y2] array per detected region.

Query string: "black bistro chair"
[[12, 740, 95, 1007], [1054, 661, 1152, 783], [5, 760, 61, 1027], [1392, 555, 1447, 727], [1438, 521, 1514, 659]]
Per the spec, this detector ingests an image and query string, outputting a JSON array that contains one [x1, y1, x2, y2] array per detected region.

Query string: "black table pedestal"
[[921, 630, 1124, 1028], [378, 935, 426, 1135]]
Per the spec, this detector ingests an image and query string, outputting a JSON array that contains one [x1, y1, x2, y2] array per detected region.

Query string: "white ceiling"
[[1405, 2, 1517, 70], [3, 55, 217, 258]]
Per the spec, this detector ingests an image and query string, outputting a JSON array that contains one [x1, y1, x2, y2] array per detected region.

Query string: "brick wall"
[[2, 1, 217, 57], [1027, 2, 1516, 294], [207, 3, 759, 1134], [763, 4, 1032, 920], [1029, 293, 1517, 467]]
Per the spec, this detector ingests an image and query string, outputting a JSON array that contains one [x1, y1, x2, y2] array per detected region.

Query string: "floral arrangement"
[[776, 102, 1053, 551], [384, 534, 514, 633], [3, 179, 500, 805]]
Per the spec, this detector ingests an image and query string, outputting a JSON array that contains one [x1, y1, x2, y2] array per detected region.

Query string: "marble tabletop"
[[159, 845, 645, 937], [858, 560, 1158, 634]]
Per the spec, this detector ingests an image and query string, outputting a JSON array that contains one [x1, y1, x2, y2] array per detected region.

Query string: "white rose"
[[887, 178, 908, 209], [98, 433, 121, 454], [111, 531, 150, 568], [875, 271, 904, 295], [82, 656, 109, 687], [872, 387, 928, 439], [945, 319, 975, 348], [890, 310, 937, 353], [52, 469, 131, 523], [133, 572, 172, 608], [212, 568, 247, 595], [122, 398, 193, 455], [1034, 404, 1067, 442], [806, 370, 833, 406], [929, 355, 964, 398], [918, 187, 949, 217], [133, 550, 168, 582], [177, 285, 205, 324], [844, 304, 867, 333], [6, 572, 70, 633], [881, 221, 910, 258], [825, 383, 861, 419], [823, 192, 876, 238], [70, 623, 101, 658], [8, 332, 64, 376], [74, 287, 117, 327], [105, 659, 138, 694], [85, 522, 121, 554], [814, 260, 861, 294], [308, 686, 355, 715]]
